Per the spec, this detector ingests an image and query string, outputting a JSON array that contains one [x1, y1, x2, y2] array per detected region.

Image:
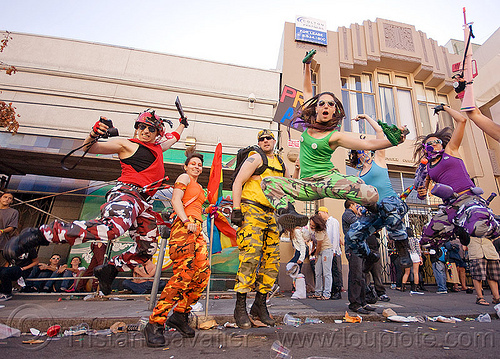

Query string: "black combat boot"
[[166, 311, 195, 338], [93, 263, 118, 295], [234, 292, 251, 329], [4, 228, 50, 263], [143, 322, 165, 347], [250, 292, 275, 326], [276, 203, 309, 229]]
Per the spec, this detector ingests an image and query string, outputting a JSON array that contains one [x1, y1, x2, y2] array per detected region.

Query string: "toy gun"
[[414, 158, 429, 200], [302, 49, 317, 64], [175, 96, 189, 127], [459, 8, 477, 111], [377, 120, 409, 146]]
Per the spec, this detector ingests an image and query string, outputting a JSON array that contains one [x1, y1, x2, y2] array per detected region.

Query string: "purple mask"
[[425, 143, 444, 160]]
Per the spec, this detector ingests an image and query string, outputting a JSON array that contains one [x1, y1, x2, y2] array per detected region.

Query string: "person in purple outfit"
[[415, 105, 500, 249]]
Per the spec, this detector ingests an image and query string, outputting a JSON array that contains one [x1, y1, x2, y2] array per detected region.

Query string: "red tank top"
[[183, 177, 206, 222], [118, 139, 165, 195]]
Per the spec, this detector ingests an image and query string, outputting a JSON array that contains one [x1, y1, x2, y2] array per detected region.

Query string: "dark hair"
[[413, 127, 453, 163], [291, 92, 345, 133], [310, 213, 326, 232], [184, 152, 204, 166], [71, 256, 82, 264], [347, 149, 374, 168], [1, 190, 14, 198], [344, 199, 355, 209]]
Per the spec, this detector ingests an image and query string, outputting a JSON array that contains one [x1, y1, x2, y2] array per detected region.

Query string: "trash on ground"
[[382, 308, 397, 317], [271, 340, 292, 359], [343, 311, 362, 323], [409, 291, 424, 295], [334, 319, 342, 324], [88, 329, 112, 336], [494, 303, 500, 317], [427, 315, 459, 323], [190, 302, 203, 312], [476, 313, 491, 322], [283, 313, 301, 327], [304, 317, 323, 324], [29, 328, 41, 336], [249, 316, 268, 327], [223, 322, 238, 328], [0, 323, 21, 339], [110, 321, 127, 333], [387, 315, 419, 323], [22, 339, 44, 344], [46, 325, 61, 337], [198, 319, 217, 330]]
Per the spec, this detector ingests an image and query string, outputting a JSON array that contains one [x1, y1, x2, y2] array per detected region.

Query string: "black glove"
[[432, 103, 446, 115], [179, 117, 189, 128], [231, 208, 243, 227]]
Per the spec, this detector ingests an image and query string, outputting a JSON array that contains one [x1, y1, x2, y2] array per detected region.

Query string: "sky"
[[1, 0, 499, 70]]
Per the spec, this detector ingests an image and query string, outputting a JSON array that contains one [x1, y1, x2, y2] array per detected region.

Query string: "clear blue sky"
[[1, 0, 498, 70]]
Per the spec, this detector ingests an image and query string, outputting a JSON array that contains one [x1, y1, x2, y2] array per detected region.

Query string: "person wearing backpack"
[[230, 129, 291, 329]]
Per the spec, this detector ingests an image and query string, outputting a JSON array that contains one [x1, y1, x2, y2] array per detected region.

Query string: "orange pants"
[[149, 219, 210, 325]]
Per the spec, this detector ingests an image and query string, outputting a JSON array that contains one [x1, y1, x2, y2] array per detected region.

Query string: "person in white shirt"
[[318, 207, 343, 300]]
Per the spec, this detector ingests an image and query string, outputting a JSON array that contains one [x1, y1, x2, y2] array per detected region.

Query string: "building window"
[[415, 82, 452, 135], [341, 74, 376, 135], [311, 69, 318, 97], [377, 73, 417, 140]]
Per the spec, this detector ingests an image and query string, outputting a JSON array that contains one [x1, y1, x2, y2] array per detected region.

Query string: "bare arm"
[[303, 62, 314, 101], [330, 131, 393, 152], [231, 153, 263, 208], [466, 107, 500, 142], [443, 106, 467, 157], [356, 114, 386, 165], [160, 123, 186, 151], [20, 258, 39, 272]]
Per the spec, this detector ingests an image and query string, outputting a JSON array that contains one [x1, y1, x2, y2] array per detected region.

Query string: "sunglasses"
[[137, 124, 157, 133], [317, 100, 336, 107], [258, 136, 274, 141], [425, 139, 442, 146]]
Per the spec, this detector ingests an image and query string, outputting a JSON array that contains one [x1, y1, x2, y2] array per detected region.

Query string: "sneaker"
[[379, 294, 390, 302], [0, 294, 12, 301], [363, 304, 376, 311], [436, 290, 448, 294]]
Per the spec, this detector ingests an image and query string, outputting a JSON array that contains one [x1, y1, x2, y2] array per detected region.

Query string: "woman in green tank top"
[[262, 53, 406, 229]]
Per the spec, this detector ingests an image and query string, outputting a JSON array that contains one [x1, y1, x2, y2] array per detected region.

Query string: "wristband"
[[89, 131, 98, 139], [0, 229, 3, 234], [233, 207, 240, 210], [171, 131, 180, 141]]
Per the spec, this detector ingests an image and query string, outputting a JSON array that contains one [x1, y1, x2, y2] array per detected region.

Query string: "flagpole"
[[205, 213, 215, 317]]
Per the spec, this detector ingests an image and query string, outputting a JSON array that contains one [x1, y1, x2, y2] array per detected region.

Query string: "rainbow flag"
[[206, 143, 237, 253]]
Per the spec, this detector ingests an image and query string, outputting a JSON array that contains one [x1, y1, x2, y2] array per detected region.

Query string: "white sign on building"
[[295, 16, 327, 46]]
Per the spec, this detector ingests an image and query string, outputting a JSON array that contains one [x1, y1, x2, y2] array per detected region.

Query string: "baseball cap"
[[257, 129, 275, 140], [318, 206, 329, 213]]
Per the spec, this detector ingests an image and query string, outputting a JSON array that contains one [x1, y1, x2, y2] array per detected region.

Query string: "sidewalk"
[[0, 287, 498, 332]]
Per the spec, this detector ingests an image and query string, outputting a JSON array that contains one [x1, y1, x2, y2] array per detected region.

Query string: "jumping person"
[[144, 152, 210, 346], [261, 53, 406, 230], [345, 114, 411, 271], [415, 105, 500, 248], [4, 109, 188, 294], [230, 130, 290, 329]]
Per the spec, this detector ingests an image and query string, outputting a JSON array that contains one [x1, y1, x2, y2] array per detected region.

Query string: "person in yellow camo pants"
[[234, 203, 280, 294], [230, 129, 290, 329]]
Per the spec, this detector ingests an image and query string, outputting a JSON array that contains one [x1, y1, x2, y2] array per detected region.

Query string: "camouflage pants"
[[261, 169, 379, 211], [150, 219, 210, 325], [40, 184, 158, 271], [346, 196, 408, 257], [421, 194, 500, 248], [234, 203, 280, 294]]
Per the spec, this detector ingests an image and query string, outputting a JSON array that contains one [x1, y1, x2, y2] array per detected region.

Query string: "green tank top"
[[299, 130, 336, 179]]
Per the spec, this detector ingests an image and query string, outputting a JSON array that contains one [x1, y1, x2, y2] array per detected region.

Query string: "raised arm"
[[356, 114, 386, 164], [466, 107, 500, 142], [303, 61, 314, 102], [442, 105, 467, 157], [161, 123, 186, 151]]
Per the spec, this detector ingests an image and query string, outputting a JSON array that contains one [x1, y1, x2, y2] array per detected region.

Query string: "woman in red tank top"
[[146, 152, 210, 345]]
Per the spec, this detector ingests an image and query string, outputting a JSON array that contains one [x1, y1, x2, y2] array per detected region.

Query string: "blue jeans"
[[27, 266, 61, 290], [346, 196, 408, 257], [314, 248, 333, 298], [122, 279, 166, 294], [432, 261, 447, 291]]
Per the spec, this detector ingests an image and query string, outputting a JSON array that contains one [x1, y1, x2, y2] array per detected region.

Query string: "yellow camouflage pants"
[[234, 203, 280, 294], [149, 219, 210, 325]]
